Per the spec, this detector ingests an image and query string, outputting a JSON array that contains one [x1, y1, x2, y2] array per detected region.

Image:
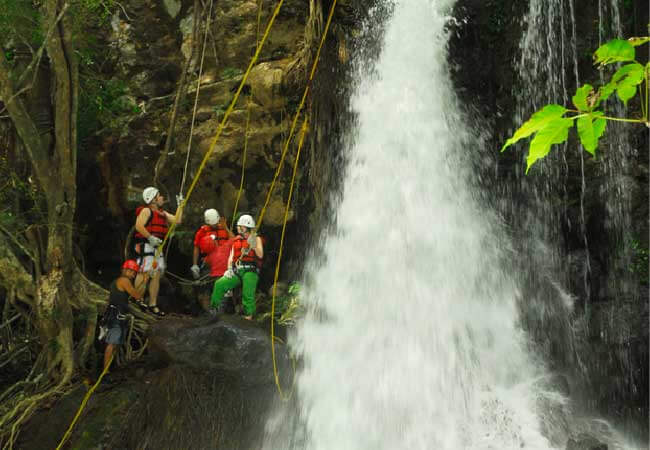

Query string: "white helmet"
[[204, 208, 220, 225], [142, 186, 159, 204], [237, 214, 255, 228]]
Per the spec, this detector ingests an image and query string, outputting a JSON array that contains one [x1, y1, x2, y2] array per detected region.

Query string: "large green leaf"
[[526, 117, 574, 172], [572, 84, 593, 111], [594, 39, 635, 65], [501, 104, 567, 152], [610, 63, 643, 83], [611, 63, 644, 105], [628, 37, 650, 47], [577, 112, 606, 155]]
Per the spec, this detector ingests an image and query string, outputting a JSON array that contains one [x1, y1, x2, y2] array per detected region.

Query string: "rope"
[[55, 354, 114, 450], [57, 1, 294, 444], [180, 0, 214, 195], [124, 315, 135, 362], [153, 0, 288, 262], [270, 117, 308, 399], [231, 0, 262, 228], [255, 0, 338, 230], [165, 0, 214, 263], [165, 269, 213, 285]]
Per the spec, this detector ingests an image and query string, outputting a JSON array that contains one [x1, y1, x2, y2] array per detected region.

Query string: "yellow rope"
[[256, 0, 338, 230], [57, 1, 289, 443], [270, 118, 309, 399], [231, 0, 264, 228], [154, 0, 288, 259], [261, 0, 338, 399], [55, 355, 114, 450], [166, 0, 214, 263]]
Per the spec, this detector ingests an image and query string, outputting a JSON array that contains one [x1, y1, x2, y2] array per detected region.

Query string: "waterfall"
[[512, 0, 583, 369], [511, 0, 645, 443], [264, 1, 556, 448]]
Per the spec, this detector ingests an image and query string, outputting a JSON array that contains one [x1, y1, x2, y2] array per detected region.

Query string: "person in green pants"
[[211, 214, 263, 320]]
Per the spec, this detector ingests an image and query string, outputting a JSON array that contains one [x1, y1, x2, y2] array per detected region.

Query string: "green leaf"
[[594, 39, 635, 65], [577, 112, 606, 155], [572, 84, 594, 111], [595, 81, 617, 107], [611, 63, 644, 105], [526, 118, 574, 172], [611, 63, 644, 83], [502, 104, 567, 152], [628, 37, 650, 47], [616, 84, 637, 105]]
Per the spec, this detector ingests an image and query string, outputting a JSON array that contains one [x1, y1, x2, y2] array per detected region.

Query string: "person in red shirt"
[[190, 209, 234, 312]]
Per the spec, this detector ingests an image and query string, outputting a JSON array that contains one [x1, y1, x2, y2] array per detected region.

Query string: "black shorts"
[[105, 324, 124, 345]]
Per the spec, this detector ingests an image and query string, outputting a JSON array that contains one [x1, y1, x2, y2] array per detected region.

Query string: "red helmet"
[[199, 234, 217, 254], [122, 259, 140, 272]]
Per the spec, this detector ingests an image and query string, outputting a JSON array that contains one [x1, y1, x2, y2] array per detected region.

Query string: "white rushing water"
[[266, 1, 559, 449]]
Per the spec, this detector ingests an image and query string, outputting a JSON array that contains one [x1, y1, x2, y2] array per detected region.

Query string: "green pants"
[[211, 270, 259, 315]]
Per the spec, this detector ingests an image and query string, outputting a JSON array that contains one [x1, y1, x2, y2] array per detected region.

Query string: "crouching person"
[[102, 260, 148, 371], [210, 214, 263, 320]]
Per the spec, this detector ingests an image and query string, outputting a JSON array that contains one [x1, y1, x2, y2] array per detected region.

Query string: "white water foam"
[[266, 1, 559, 448]]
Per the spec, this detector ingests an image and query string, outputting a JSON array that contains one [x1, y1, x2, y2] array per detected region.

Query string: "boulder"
[[566, 433, 608, 450], [248, 60, 290, 109], [148, 314, 292, 387]]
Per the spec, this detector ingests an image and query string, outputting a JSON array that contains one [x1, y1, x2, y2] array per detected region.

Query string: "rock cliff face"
[[19, 316, 292, 449], [78, 0, 357, 286], [449, 0, 648, 440]]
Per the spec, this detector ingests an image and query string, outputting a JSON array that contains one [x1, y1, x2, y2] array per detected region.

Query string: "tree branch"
[[0, 228, 35, 304], [0, 52, 48, 184]]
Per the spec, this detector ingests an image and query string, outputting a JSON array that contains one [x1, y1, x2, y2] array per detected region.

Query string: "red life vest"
[[134, 206, 168, 241], [194, 225, 229, 252], [232, 235, 263, 268]]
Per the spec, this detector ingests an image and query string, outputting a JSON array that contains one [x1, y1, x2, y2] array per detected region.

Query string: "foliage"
[[0, 0, 44, 47], [502, 37, 650, 172], [221, 67, 243, 79], [78, 77, 140, 142], [258, 282, 303, 326], [628, 238, 649, 283], [0, 147, 44, 232]]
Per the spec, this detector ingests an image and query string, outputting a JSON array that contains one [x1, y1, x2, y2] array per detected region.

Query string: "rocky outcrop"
[[79, 0, 356, 284], [149, 314, 292, 386], [449, 0, 648, 441], [19, 316, 293, 449], [566, 434, 608, 450]]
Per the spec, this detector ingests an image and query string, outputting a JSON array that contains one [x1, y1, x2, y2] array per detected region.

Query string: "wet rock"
[[148, 314, 291, 387], [162, 0, 181, 19], [535, 374, 571, 448], [566, 433, 608, 450], [248, 60, 290, 109]]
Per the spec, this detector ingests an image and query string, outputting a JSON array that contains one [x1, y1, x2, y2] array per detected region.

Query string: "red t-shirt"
[[204, 239, 234, 277]]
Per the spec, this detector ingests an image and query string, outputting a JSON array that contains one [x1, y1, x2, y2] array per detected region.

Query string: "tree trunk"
[[0, 0, 81, 382]]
